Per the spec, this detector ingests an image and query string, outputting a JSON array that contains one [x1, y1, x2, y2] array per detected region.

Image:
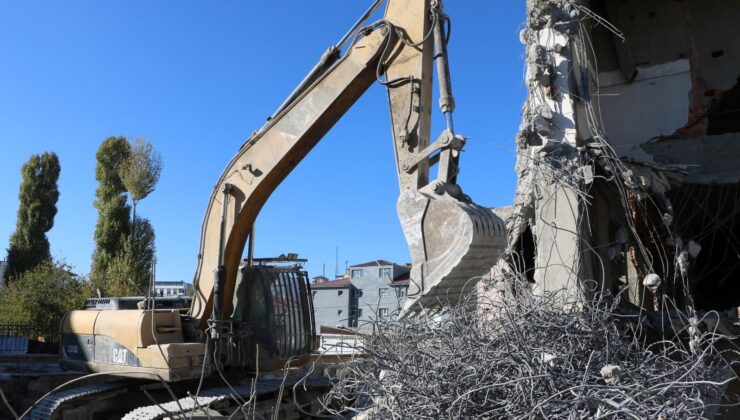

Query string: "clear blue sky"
[[0, 1, 525, 284]]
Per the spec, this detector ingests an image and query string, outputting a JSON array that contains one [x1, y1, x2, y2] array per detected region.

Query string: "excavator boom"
[[187, 23, 390, 329], [189, 0, 506, 326]]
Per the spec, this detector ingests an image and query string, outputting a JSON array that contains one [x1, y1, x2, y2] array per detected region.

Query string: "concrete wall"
[[312, 286, 352, 328], [318, 334, 362, 355], [596, 60, 691, 156], [587, 0, 740, 159], [512, 0, 740, 305], [349, 263, 407, 327]]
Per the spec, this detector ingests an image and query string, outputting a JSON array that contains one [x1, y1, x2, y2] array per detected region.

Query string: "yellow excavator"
[[50, 0, 506, 417]]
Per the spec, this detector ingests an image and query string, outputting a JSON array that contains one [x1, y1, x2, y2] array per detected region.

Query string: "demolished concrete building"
[[509, 0, 740, 315]]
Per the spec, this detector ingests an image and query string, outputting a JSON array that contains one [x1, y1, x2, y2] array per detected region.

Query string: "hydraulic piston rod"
[[432, 2, 455, 133]]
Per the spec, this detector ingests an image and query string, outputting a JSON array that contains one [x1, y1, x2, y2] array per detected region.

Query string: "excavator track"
[[123, 377, 330, 420], [27, 380, 135, 419], [26, 376, 329, 419]]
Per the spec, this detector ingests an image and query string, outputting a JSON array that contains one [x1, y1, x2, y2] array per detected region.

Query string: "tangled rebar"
[[316, 277, 737, 419], [299, 1, 740, 419]]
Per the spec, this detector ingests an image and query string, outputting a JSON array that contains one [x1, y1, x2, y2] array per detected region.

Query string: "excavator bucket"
[[398, 188, 507, 315]]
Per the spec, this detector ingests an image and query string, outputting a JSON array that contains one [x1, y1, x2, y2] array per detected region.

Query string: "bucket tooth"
[[398, 188, 507, 315]]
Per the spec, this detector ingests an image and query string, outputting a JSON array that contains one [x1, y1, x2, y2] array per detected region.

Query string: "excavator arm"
[[187, 15, 388, 329], [188, 0, 506, 329]]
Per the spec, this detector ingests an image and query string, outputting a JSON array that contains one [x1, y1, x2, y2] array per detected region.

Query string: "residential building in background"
[[311, 278, 356, 328], [154, 280, 192, 297], [311, 275, 330, 284], [348, 260, 409, 328], [311, 259, 410, 333]]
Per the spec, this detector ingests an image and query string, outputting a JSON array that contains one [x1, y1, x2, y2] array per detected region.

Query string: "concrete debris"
[[495, 0, 740, 415], [321, 280, 733, 418], [579, 164, 594, 185], [643, 273, 661, 291], [688, 317, 701, 355], [677, 249, 690, 278], [599, 364, 622, 386], [687, 240, 702, 258], [626, 164, 673, 195], [539, 352, 560, 368], [662, 212, 673, 227], [511, 0, 740, 329]]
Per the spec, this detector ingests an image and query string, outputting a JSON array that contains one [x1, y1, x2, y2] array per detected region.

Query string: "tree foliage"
[[0, 260, 91, 330], [120, 138, 162, 243], [103, 217, 156, 296], [6, 152, 61, 281], [91, 137, 161, 296], [95, 136, 132, 199], [128, 216, 156, 285], [91, 137, 132, 290], [119, 138, 162, 209]]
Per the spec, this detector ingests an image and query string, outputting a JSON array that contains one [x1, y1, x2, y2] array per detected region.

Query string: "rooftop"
[[311, 278, 351, 289], [154, 280, 190, 286], [350, 259, 398, 268]]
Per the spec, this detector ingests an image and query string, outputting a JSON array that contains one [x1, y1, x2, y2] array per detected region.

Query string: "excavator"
[[45, 0, 506, 418]]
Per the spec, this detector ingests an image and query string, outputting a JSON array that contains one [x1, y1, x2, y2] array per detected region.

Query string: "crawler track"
[[27, 381, 133, 419], [25, 376, 330, 419], [123, 377, 330, 420]]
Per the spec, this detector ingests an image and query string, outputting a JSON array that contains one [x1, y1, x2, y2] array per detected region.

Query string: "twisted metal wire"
[[312, 272, 737, 419]]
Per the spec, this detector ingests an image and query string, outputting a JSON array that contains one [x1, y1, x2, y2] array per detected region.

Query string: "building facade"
[[154, 280, 192, 297], [509, 0, 740, 312], [310, 278, 356, 328], [348, 260, 409, 328], [311, 260, 410, 332]]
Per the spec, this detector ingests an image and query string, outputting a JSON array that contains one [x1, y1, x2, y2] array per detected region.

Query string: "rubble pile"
[[320, 279, 735, 419], [312, 0, 740, 418]]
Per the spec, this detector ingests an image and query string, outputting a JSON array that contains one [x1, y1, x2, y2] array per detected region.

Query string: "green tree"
[[6, 152, 61, 281], [91, 137, 162, 296], [91, 137, 131, 290], [104, 216, 156, 296], [119, 139, 162, 244], [0, 260, 91, 330], [128, 216, 156, 287]]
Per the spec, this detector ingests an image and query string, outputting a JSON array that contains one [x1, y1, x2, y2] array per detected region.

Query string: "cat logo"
[[112, 348, 128, 364]]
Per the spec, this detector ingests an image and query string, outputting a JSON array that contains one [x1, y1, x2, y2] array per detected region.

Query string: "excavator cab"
[[219, 261, 316, 371]]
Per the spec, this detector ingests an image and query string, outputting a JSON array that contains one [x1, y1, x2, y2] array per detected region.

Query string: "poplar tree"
[[6, 152, 61, 281], [119, 139, 162, 241], [91, 137, 161, 295], [104, 217, 156, 296], [90, 137, 131, 289]]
